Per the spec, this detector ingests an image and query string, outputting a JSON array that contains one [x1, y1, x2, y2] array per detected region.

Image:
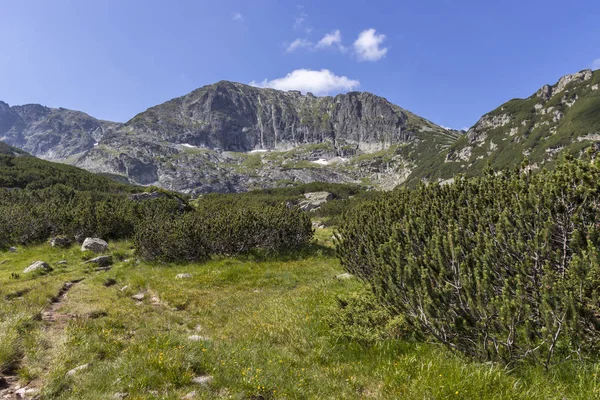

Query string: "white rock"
[[81, 238, 108, 253], [66, 363, 90, 376], [176, 273, 192, 279], [336, 273, 353, 280], [192, 375, 213, 385], [131, 293, 145, 301], [23, 261, 52, 274], [188, 335, 210, 342]]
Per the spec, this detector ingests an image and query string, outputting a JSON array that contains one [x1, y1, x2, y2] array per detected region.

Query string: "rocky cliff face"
[[75, 81, 458, 193], [404, 69, 600, 185], [0, 101, 121, 161], [121, 81, 426, 152]]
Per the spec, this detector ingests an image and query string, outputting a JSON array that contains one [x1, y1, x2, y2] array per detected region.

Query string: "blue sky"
[[1, 0, 599, 129]]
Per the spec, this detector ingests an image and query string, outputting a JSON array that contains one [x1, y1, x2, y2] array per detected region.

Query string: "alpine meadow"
[[2, 1, 600, 399]]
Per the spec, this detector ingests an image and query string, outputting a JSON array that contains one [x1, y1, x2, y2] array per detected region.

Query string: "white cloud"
[[593, 58, 600, 70], [232, 12, 244, 21], [287, 30, 346, 53], [286, 38, 313, 53], [353, 29, 388, 62], [250, 69, 360, 95], [316, 30, 343, 50]]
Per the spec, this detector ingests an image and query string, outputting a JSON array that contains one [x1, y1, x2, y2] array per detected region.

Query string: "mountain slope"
[[0, 101, 121, 161], [405, 69, 600, 184], [76, 81, 460, 193], [0, 140, 133, 192]]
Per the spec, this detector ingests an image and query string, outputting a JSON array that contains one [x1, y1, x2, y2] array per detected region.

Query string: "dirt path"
[[0, 279, 83, 400]]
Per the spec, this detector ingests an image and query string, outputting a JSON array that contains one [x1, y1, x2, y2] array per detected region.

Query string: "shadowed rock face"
[[74, 81, 455, 193], [0, 82, 458, 193], [121, 81, 415, 152], [0, 101, 121, 160]]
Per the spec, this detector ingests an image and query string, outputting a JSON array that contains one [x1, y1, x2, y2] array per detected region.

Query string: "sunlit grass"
[[1, 241, 600, 399]]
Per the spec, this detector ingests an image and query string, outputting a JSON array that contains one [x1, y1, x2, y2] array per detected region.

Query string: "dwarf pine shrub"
[[336, 156, 600, 367]]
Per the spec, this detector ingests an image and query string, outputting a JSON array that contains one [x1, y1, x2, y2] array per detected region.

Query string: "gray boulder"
[[24, 261, 52, 274], [81, 238, 108, 253], [299, 192, 334, 211], [84, 255, 113, 268], [49, 236, 72, 248]]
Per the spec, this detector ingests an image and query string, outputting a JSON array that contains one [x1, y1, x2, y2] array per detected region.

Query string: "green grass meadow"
[[1, 233, 600, 399]]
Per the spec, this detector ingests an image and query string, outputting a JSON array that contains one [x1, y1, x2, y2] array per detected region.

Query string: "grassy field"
[[1, 232, 600, 399]]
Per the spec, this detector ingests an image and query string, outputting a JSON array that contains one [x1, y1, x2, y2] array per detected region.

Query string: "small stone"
[[131, 293, 145, 301], [57, 260, 68, 265], [182, 391, 197, 399], [188, 335, 210, 342], [81, 238, 108, 253], [66, 363, 90, 376], [120, 285, 129, 292], [192, 375, 213, 385], [176, 273, 192, 279], [84, 255, 113, 268], [23, 261, 52, 274], [8, 247, 17, 253], [113, 393, 128, 399], [336, 273, 353, 280], [49, 236, 72, 248]]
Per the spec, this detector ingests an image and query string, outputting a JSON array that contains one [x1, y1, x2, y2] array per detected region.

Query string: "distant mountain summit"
[[2, 69, 598, 194], [0, 101, 120, 161], [75, 81, 459, 193]]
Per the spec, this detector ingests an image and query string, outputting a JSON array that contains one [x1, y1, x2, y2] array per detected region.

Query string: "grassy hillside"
[[0, 141, 133, 192], [405, 69, 600, 185]]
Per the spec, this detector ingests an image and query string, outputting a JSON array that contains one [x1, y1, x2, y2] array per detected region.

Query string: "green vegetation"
[[2, 238, 600, 399], [337, 156, 600, 367]]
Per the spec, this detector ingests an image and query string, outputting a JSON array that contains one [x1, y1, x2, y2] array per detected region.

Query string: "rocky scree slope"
[[405, 69, 600, 185], [75, 81, 460, 193], [0, 101, 120, 161]]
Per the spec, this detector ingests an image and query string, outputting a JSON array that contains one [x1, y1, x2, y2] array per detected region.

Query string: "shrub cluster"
[[0, 150, 314, 259], [336, 156, 600, 367], [134, 200, 313, 262]]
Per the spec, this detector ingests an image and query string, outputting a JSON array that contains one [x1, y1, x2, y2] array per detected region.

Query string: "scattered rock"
[[299, 192, 333, 211], [182, 391, 197, 399], [192, 375, 213, 386], [150, 296, 161, 306], [120, 285, 129, 292], [8, 247, 17, 253], [188, 335, 210, 342], [66, 363, 90, 376], [49, 236, 72, 248], [23, 261, 52, 274], [312, 221, 325, 229], [81, 238, 108, 253], [336, 273, 353, 280], [14, 387, 39, 397], [131, 293, 145, 301], [128, 192, 165, 202], [176, 273, 192, 279], [57, 260, 68, 265], [84, 255, 113, 268], [113, 392, 128, 399]]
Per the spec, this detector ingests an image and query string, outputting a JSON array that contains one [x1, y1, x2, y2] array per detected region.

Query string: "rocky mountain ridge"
[[0, 101, 120, 161], [403, 68, 600, 185], [2, 68, 599, 193], [74, 81, 460, 193]]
